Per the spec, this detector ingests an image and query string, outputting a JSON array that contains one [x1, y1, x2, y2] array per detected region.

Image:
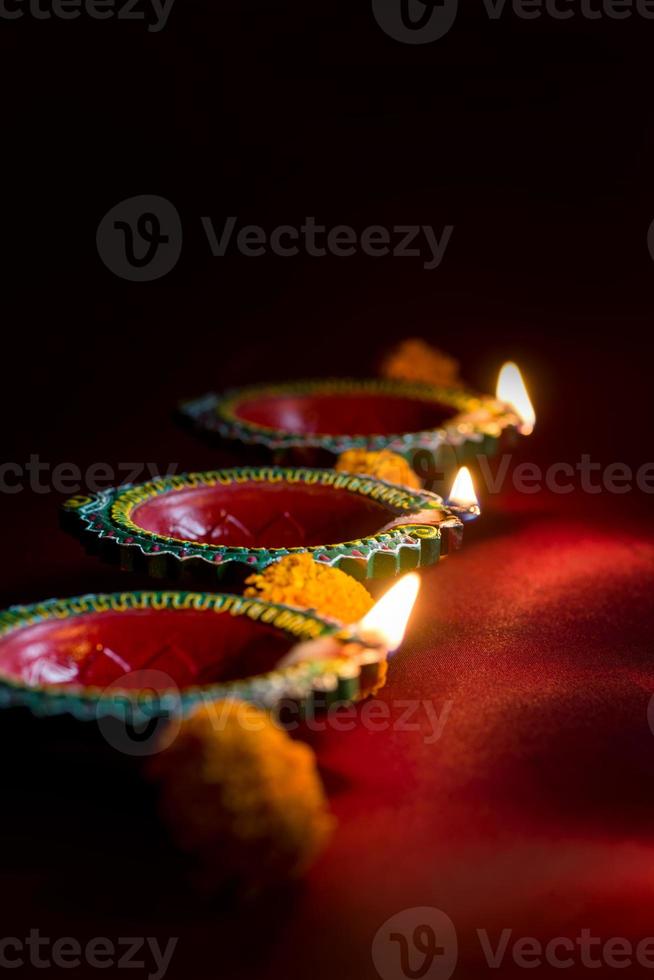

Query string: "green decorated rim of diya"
[[62, 467, 463, 581], [179, 377, 518, 456], [0, 591, 374, 721]]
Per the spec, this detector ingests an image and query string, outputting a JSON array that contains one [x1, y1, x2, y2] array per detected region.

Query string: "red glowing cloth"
[[276, 489, 654, 978]]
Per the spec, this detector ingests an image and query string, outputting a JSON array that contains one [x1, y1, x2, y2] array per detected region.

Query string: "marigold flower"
[[244, 553, 374, 624], [149, 699, 334, 892], [381, 337, 460, 387], [335, 449, 421, 490]]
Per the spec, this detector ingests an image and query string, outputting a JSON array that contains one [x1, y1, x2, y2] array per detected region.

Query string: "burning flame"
[[448, 466, 480, 512], [497, 361, 536, 435], [357, 573, 420, 652]]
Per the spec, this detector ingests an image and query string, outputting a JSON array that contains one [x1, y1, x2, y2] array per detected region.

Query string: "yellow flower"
[[335, 449, 421, 490], [381, 337, 460, 387], [244, 553, 374, 624], [149, 700, 334, 892]]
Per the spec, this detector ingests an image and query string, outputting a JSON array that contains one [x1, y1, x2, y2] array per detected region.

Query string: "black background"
[[2, 0, 652, 473]]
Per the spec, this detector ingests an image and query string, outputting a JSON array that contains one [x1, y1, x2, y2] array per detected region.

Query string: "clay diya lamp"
[[0, 590, 386, 720], [62, 467, 463, 585], [179, 378, 522, 471]]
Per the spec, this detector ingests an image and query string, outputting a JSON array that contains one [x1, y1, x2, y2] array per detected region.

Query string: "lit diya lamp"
[[0, 580, 420, 720], [179, 376, 524, 469], [439, 364, 534, 519], [62, 467, 464, 584], [280, 573, 420, 672], [446, 465, 481, 522]]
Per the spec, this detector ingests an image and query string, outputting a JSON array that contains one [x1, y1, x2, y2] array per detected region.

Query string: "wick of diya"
[[446, 465, 481, 522], [278, 573, 421, 675]]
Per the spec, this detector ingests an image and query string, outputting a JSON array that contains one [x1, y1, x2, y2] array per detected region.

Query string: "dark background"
[[0, 2, 653, 978], [2, 0, 653, 470]]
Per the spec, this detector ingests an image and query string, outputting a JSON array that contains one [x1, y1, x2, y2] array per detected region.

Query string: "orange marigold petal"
[[149, 699, 334, 893], [335, 449, 421, 490], [381, 338, 460, 387], [244, 553, 374, 624]]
